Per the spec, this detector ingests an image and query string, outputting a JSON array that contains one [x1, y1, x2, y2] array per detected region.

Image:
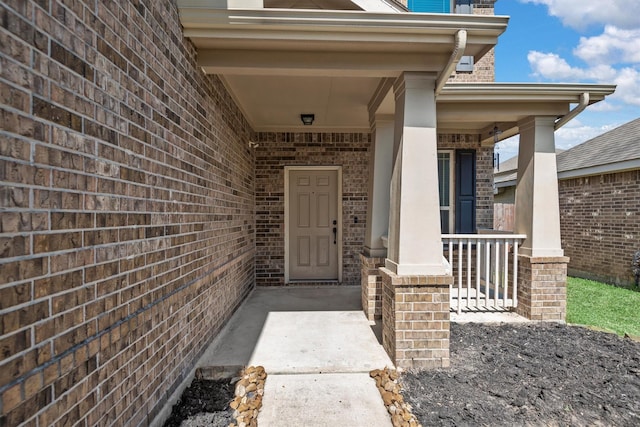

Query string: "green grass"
[[567, 277, 640, 337]]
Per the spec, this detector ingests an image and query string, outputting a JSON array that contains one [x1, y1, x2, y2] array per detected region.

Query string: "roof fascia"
[[558, 159, 640, 180], [178, 7, 509, 41], [495, 179, 516, 188], [495, 159, 640, 188], [438, 83, 617, 103]]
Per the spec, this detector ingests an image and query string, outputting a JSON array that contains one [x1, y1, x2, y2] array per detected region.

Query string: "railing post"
[[444, 234, 525, 313], [513, 240, 520, 307]]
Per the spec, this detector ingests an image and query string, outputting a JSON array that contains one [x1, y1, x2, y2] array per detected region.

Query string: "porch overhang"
[[371, 82, 616, 142], [177, 3, 509, 131], [177, 3, 615, 136], [436, 83, 617, 144]]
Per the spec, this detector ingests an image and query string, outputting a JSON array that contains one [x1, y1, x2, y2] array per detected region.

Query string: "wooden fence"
[[494, 203, 515, 232]]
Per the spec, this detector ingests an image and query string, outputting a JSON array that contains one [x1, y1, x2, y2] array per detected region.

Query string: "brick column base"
[[379, 268, 453, 369], [516, 255, 569, 321], [360, 253, 386, 320]]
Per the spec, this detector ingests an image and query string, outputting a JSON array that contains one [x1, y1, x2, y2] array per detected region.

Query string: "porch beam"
[[515, 116, 563, 257], [197, 49, 449, 77], [386, 72, 446, 276]]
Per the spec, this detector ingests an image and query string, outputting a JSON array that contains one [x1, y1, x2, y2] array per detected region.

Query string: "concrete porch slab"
[[197, 286, 395, 427], [258, 373, 393, 427], [199, 286, 393, 373]]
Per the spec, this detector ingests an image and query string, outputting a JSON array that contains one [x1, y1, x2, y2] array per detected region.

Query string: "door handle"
[[333, 227, 337, 244]]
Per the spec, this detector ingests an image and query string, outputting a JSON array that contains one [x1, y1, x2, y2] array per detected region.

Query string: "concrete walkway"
[[199, 286, 394, 426]]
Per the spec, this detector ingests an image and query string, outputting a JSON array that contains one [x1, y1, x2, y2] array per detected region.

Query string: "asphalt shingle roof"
[[556, 117, 640, 173]]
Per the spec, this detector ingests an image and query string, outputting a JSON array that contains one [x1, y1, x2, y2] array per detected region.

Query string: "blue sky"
[[492, 0, 640, 161]]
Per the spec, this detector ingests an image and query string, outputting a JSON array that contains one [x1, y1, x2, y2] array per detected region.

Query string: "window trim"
[[438, 150, 455, 234]]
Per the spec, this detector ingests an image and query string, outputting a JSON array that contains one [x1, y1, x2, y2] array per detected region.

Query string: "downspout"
[[435, 29, 467, 96], [555, 92, 589, 130]]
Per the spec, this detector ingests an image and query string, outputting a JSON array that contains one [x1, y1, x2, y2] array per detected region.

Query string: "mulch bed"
[[163, 379, 234, 427], [401, 322, 640, 426]]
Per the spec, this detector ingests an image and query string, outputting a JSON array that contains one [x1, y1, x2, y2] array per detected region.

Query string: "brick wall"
[[559, 170, 640, 287], [360, 253, 385, 320], [253, 132, 371, 286], [254, 133, 492, 286], [449, 0, 496, 83], [380, 268, 451, 369], [397, 0, 496, 83], [516, 256, 568, 321], [0, 0, 255, 425]]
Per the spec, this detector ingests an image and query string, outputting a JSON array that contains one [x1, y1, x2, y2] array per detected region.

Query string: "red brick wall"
[[559, 170, 640, 287], [0, 1, 255, 425]]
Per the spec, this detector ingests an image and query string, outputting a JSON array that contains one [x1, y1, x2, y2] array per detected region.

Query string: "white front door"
[[287, 169, 339, 281]]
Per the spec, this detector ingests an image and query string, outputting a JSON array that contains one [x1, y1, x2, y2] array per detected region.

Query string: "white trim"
[[496, 159, 640, 187], [284, 166, 343, 284], [438, 150, 455, 234], [438, 83, 616, 103], [178, 6, 509, 34]]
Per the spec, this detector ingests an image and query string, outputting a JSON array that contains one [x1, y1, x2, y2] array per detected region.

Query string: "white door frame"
[[284, 166, 343, 284]]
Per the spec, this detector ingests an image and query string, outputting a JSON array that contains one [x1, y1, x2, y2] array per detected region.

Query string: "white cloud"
[[528, 52, 640, 106], [495, 121, 621, 162], [528, 51, 617, 81], [609, 67, 640, 106], [521, 0, 640, 30], [575, 26, 640, 65], [495, 135, 520, 162], [586, 100, 619, 112], [554, 122, 619, 150]]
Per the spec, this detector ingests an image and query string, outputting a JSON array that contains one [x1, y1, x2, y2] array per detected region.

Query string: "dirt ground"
[[164, 323, 640, 426], [402, 322, 640, 427], [163, 378, 234, 427]]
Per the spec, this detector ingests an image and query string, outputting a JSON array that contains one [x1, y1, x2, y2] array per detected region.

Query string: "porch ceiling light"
[[300, 114, 315, 126]]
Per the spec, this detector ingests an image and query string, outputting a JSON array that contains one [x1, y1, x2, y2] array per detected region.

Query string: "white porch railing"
[[443, 234, 527, 314]]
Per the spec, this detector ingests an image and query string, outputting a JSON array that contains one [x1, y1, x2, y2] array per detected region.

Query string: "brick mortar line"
[[0, 247, 255, 395]]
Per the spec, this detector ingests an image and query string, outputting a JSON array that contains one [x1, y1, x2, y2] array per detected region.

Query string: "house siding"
[[559, 170, 640, 287], [0, 0, 255, 425]]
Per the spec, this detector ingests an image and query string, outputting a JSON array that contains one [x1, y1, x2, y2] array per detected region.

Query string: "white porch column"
[[515, 116, 564, 257], [385, 72, 446, 276], [364, 116, 394, 258]]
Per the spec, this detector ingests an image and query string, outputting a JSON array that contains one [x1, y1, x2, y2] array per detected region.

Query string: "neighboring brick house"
[[494, 118, 640, 287], [0, 0, 615, 425]]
